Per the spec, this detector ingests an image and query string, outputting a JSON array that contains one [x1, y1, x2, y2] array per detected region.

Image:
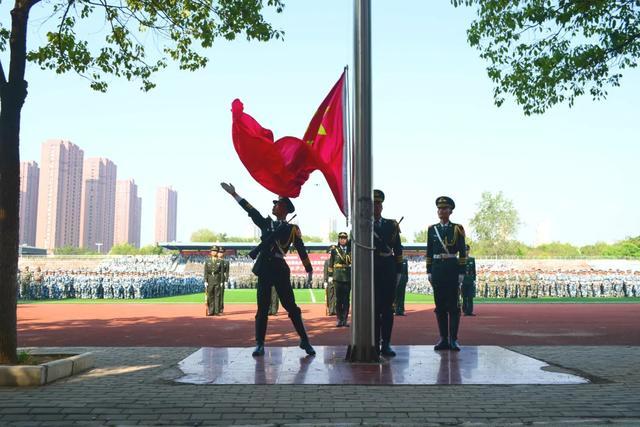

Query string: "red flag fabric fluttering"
[[303, 71, 347, 216], [231, 71, 348, 215]]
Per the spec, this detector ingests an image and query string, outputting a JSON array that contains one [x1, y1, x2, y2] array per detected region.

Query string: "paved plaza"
[[1, 345, 640, 426]]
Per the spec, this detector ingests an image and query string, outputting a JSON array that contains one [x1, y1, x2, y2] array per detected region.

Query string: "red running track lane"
[[17, 303, 640, 347]]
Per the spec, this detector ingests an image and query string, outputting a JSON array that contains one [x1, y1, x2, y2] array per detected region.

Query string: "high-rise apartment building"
[[19, 161, 39, 246], [154, 186, 177, 243], [36, 140, 84, 250], [80, 158, 117, 253], [114, 179, 142, 248]]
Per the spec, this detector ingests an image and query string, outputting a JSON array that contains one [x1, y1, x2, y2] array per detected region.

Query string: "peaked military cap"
[[273, 196, 295, 213], [217, 247, 224, 253], [338, 232, 348, 238], [210, 245, 219, 253], [436, 196, 455, 209], [373, 189, 385, 203]]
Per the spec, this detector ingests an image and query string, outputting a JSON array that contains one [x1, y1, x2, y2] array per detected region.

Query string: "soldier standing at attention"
[[328, 232, 352, 327], [427, 196, 467, 351], [394, 259, 409, 316], [19, 266, 32, 300], [221, 182, 315, 357], [462, 245, 476, 316], [204, 246, 222, 316], [324, 257, 337, 317], [217, 247, 229, 314], [373, 189, 403, 357]]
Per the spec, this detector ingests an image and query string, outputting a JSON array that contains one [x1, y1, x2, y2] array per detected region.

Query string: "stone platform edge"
[[0, 351, 95, 386]]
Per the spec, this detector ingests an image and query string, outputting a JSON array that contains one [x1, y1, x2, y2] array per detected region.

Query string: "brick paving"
[[1, 346, 639, 425]]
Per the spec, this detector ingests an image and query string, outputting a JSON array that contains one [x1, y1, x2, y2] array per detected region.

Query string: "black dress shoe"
[[449, 339, 461, 351], [380, 344, 396, 357], [299, 340, 316, 356], [252, 343, 265, 357], [434, 338, 450, 351]]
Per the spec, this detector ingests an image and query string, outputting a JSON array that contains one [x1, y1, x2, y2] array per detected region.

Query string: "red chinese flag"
[[303, 71, 348, 216], [231, 99, 316, 197], [231, 71, 348, 215]]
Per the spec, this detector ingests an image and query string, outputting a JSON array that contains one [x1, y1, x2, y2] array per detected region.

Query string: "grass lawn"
[[17, 290, 639, 304]]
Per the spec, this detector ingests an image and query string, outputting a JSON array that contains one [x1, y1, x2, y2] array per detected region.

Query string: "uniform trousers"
[[255, 258, 308, 344], [335, 280, 351, 322], [374, 255, 396, 348]]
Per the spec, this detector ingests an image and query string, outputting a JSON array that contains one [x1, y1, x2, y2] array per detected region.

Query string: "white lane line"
[[309, 288, 316, 303]]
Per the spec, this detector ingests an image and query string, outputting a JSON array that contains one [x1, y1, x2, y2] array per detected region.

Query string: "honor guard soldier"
[[462, 245, 476, 316], [204, 246, 224, 316], [373, 189, 403, 357], [394, 259, 409, 316], [328, 232, 352, 327], [324, 257, 337, 317], [427, 196, 467, 351], [217, 247, 229, 314], [221, 182, 316, 357]]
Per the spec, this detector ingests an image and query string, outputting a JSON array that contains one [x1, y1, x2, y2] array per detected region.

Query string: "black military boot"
[[252, 342, 265, 357], [449, 312, 461, 351], [290, 310, 316, 355], [380, 342, 396, 357], [299, 339, 316, 356], [434, 312, 450, 350]]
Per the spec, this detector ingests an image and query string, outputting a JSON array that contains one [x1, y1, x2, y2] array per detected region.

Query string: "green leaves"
[[452, 0, 640, 114], [24, 0, 285, 92], [469, 191, 520, 256]]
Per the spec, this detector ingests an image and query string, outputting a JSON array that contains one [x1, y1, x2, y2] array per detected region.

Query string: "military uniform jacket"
[[328, 244, 351, 282], [426, 222, 467, 275], [373, 217, 403, 273], [463, 257, 476, 285], [239, 198, 313, 273], [204, 258, 223, 285]]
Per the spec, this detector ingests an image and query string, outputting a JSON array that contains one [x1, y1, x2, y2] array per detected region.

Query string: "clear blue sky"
[[12, 1, 640, 246]]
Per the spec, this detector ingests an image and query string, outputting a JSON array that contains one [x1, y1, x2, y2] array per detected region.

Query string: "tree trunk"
[[0, 1, 30, 365]]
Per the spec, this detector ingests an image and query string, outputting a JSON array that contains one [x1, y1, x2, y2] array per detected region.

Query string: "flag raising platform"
[[174, 346, 588, 385]]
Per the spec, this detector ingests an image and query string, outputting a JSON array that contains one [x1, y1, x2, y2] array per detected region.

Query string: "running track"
[[17, 303, 640, 347]]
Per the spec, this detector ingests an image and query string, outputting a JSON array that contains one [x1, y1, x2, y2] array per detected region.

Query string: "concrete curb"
[[0, 352, 95, 386]]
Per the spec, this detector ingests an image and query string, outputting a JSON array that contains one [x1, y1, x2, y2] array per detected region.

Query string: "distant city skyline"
[[155, 186, 178, 244], [21, 139, 159, 251]]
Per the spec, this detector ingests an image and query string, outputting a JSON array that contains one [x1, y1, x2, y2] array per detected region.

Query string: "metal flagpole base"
[[345, 344, 380, 363]]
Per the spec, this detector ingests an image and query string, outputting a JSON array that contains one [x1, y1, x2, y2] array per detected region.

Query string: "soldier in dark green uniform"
[[373, 189, 403, 357], [217, 247, 229, 314], [19, 266, 32, 300], [426, 196, 467, 351], [221, 182, 315, 357], [462, 245, 476, 316], [394, 259, 409, 316], [325, 257, 337, 317], [204, 246, 223, 316], [268, 286, 279, 315], [328, 232, 352, 327]]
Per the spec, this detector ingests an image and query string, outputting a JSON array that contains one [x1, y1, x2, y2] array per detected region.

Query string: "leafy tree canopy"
[[0, 0, 285, 92], [452, 0, 640, 114]]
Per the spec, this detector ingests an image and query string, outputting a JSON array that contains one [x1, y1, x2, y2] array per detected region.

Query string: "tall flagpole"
[[347, 0, 377, 362]]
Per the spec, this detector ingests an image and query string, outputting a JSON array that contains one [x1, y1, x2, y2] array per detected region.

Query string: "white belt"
[[433, 254, 457, 259]]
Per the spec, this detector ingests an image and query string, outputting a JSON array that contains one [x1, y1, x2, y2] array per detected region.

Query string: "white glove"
[[328, 277, 333, 283]]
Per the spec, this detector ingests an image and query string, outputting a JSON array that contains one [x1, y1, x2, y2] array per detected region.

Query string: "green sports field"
[[17, 290, 640, 304]]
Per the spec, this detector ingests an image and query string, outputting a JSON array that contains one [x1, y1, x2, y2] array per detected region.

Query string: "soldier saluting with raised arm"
[[221, 182, 316, 357], [427, 196, 467, 351]]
